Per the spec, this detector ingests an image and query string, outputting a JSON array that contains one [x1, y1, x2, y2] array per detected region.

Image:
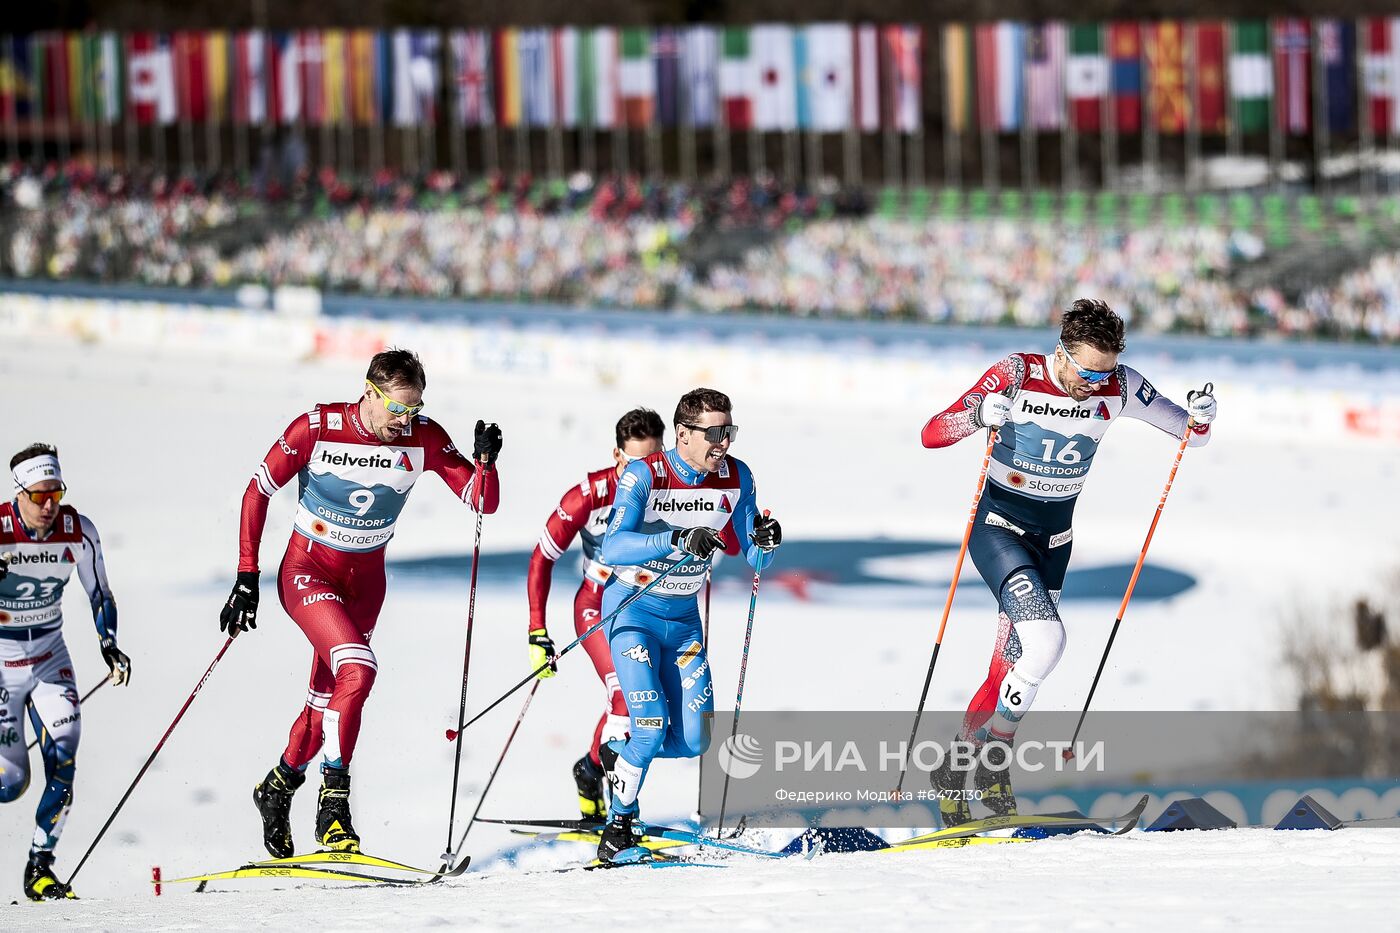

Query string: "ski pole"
[[28, 675, 110, 752], [443, 489, 487, 865], [441, 679, 541, 869], [895, 428, 999, 795], [444, 555, 696, 741], [715, 521, 768, 837], [696, 569, 712, 819], [67, 635, 237, 885], [1063, 397, 1207, 760]]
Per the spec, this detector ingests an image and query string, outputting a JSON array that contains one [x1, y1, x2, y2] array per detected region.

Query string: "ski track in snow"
[[7, 830, 1400, 931], [0, 336, 1397, 928]]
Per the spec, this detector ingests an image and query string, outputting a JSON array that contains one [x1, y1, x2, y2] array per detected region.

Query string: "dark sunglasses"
[[682, 423, 739, 445], [21, 484, 66, 506]]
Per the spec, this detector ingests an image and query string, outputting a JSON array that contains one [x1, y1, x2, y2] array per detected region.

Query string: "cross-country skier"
[[594, 388, 781, 862], [221, 349, 501, 857], [526, 408, 666, 818], [1, 443, 131, 900], [919, 299, 1216, 826]]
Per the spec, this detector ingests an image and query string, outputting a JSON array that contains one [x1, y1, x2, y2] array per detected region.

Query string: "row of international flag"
[[0, 19, 1398, 137]]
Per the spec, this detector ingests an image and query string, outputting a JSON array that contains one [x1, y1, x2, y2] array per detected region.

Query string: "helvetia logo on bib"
[[1093, 401, 1111, 421], [394, 452, 412, 471], [60, 547, 76, 563], [718, 733, 763, 780], [718, 495, 733, 513]]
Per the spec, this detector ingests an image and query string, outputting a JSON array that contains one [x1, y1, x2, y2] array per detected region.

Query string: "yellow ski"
[[898, 794, 1149, 846], [159, 865, 399, 885], [246, 851, 442, 875], [881, 835, 1035, 854]]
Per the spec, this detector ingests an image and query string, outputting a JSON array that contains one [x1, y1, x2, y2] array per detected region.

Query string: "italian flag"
[[618, 27, 653, 128], [719, 27, 755, 129]]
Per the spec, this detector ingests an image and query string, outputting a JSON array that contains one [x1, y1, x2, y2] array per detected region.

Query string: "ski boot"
[[24, 850, 75, 901], [253, 759, 306, 859], [596, 811, 644, 863], [929, 757, 972, 828], [973, 742, 1018, 817], [315, 766, 360, 853], [573, 754, 607, 819]]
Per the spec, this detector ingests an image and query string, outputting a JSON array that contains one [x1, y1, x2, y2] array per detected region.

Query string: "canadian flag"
[[127, 33, 177, 125]]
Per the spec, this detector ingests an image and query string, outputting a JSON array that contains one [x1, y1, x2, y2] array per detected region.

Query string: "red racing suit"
[[527, 466, 631, 763], [239, 401, 499, 770]]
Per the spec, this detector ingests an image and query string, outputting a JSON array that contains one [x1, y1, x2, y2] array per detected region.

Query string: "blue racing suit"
[[598, 447, 774, 815]]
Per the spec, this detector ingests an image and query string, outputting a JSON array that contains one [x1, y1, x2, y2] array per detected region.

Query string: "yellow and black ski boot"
[[253, 759, 306, 858], [930, 757, 973, 828], [973, 742, 1018, 818], [573, 754, 607, 819], [315, 766, 360, 853], [24, 850, 75, 901]]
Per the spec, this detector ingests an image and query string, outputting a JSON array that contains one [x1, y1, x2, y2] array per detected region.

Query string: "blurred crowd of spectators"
[[2, 162, 1397, 343]]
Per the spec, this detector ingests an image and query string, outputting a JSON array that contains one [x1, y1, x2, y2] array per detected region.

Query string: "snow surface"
[[1, 331, 1398, 929]]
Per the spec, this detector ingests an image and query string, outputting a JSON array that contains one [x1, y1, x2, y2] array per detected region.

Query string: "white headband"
[[12, 454, 62, 492]]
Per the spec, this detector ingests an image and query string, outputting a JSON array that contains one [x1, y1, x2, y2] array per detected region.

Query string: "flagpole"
[[450, 34, 465, 179], [123, 36, 139, 171], [881, 28, 898, 187], [1021, 26, 1035, 192], [54, 34, 72, 165], [977, 26, 996, 192], [1267, 18, 1282, 189], [1102, 23, 1116, 190], [28, 34, 44, 168], [99, 35, 115, 172], [1060, 27, 1075, 191], [1357, 18, 1374, 199], [80, 37, 98, 167], [906, 26, 924, 189], [1142, 26, 1157, 193], [177, 34, 194, 174], [1311, 20, 1327, 196], [339, 34, 353, 180], [940, 25, 956, 189], [1186, 22, 1200, 191], [679, 32, 696, 183]]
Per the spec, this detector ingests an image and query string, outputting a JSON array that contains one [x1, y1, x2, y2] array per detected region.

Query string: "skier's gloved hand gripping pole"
[[444, 554, 699, 743], [1063, 383, 1215, 760], [442, 422, 501, 864], [715, 510, 779, 837], [895, 421, 1003, 796]]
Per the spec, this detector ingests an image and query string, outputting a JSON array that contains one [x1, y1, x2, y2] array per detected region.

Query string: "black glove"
[[100, 638, 132, 686], [671, 526, 725, 561], [473, 420, 503, 466], [220, 571, 260, 634], [0, 552, 10, 583], [751, 514, 782, 552]]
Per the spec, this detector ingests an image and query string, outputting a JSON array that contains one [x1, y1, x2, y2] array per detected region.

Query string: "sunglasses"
[[366, 380, 425, 418], [682, 423, 739, 445], [1058, 341, 1116, 384], [20, 484, 66, 506]]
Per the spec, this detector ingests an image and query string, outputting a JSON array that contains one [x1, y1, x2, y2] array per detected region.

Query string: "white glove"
[[977, 393, 1013, 428], [603, 714, 631, 744], [1186, 387, 1217, 426]]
